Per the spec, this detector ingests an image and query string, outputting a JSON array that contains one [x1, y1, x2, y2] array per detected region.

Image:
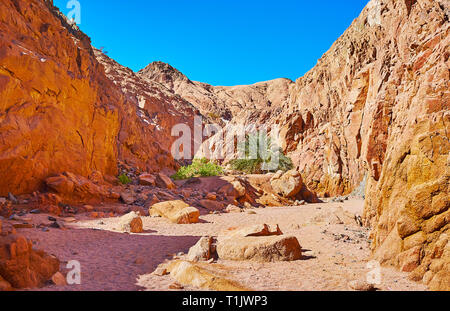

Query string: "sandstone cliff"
[[280, 0, 449, 289], [0, 0, 181, 196], [138, 61, 293, 125]]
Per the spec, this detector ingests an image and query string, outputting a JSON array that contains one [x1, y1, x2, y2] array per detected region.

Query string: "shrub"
[[228, 133, 293, 174], [172, 158, 223, 180], [118, 173, 132, 185]]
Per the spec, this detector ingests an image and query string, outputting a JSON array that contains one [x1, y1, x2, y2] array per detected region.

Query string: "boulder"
[[166, 260, 249, 291], [51, 272, 67, 286], [348, 280, 376, 291], [205, 193, 217, 201], [221, 224, 283, 238], [199, 200, 224, 211], [118, 212, 144, 233], [225, 205, 242, 213], [216, 235, 302, 262], [45, 172, 119, 204], [0, 235, 60, 289], [217, 180, 246, 199], [150, 200, 199, 224], [270, 170, 303, 198], [120, 191, 136, 205], [155, 173, 176, 190], [139, 173, 156, 186], [187, 237, 216, 262]]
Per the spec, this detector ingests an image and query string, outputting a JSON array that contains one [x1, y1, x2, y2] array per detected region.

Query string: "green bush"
[[172, 158, 223, 180], [228, 133, 293, 174], [118, 173, 132, 185]]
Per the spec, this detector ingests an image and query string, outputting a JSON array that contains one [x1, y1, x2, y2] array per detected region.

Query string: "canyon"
[[0, 0, 448, 291]]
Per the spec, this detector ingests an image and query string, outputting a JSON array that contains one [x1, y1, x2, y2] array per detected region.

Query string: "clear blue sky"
[[53, 0, 369, 86]]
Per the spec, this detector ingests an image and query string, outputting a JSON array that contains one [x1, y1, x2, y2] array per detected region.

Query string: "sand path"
[[20, 199, 427, 291]]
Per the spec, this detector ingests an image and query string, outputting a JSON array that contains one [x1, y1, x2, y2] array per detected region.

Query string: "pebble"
[[348, 280, 376, 291]]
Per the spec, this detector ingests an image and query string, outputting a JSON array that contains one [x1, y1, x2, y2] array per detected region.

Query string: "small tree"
[[228, 133, 293, 174]]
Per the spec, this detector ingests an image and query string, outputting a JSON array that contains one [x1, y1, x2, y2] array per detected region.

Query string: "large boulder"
[[0, 235, 60, 289], [165, 260, 249, 291], [117, 212, 144, 233], [199, 200, 224, 212], [217, 179, 246, 199], [270, 170, 304, 198], [221, 224, 283, 238], [216, 235, 302, 262], [150, 200, 199, 224]]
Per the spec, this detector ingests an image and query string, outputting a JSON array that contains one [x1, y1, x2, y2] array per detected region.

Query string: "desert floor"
[[20, 199, 427, 291]]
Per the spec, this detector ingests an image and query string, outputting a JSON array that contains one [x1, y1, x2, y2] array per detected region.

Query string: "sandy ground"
[[19, 199, 427, 291]]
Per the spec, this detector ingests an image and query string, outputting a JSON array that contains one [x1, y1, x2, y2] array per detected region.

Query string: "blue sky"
[[54, 0, 369, 86]]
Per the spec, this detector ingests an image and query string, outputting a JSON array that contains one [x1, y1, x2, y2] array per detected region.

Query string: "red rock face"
[[277, 0, 449, 289], [0, 0, 121, 196], [0, 234, 60, 289], [0, 0, 182, 196], [94, 49, 201, 167]]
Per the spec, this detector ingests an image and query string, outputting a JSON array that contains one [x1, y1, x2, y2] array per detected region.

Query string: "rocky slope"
[[0, 0, 183, 197], [93, 50, 202, 161], [138, 61, 293, 125]]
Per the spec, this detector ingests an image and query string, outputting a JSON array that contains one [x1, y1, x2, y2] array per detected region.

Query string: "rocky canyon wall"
[[278, 0, 449, 289], [0, 0, 181, 196]]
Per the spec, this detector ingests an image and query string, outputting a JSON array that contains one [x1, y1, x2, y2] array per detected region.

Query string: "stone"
[[169, 282, 184, 290], [217, 180, 246, 199], [118, 212, 144, 233], [150, 200, 199, 224], [152, 264, 169, 276], [12, 224, 34, 229], [155, 173, 176, 190], [84, 205, 94, 212], [0, 0, 447, 290], [139, 173, 156, 186], [205, 193, 217, 201], [0, 235, 60, 289], [187, 237, 216, 262], [8, 193, 18, 204], [397, 246, 422, 272], [45, 173, 119, 204], [348, 280, 376, 291], [166, 260, 249, 291], [225, 205, 242, 213], [120, 191, 136, 205], [221, 224, 283, 238], [216, 235, 302, 262], [51, 272, 67, 286], [199, 200, 224, 211], [270, 170, 304, 198]]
